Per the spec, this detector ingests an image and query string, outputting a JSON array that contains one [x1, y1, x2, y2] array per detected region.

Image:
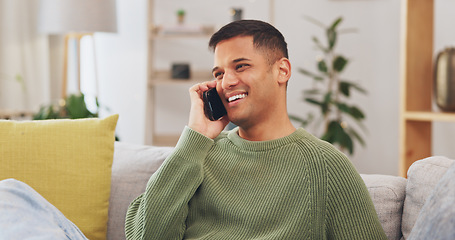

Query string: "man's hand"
[[188, 80, 230, 139]]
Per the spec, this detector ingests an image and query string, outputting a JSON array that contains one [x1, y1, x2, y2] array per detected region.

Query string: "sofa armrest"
[[361, 174, 406, 240], [107, 142, 173, 240]]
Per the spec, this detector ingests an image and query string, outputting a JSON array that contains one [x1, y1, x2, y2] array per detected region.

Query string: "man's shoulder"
[[292, 128, 351, 166], [292, 129, 340, 153]]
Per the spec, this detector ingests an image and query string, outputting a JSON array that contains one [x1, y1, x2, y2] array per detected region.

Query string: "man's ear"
[[276, 58, 291, 85]]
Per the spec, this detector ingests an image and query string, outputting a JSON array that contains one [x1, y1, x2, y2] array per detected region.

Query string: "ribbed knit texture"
[[125, 127, 387, 239]]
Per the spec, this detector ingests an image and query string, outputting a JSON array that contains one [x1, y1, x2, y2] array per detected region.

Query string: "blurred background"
[[1, 0, 454, 175]]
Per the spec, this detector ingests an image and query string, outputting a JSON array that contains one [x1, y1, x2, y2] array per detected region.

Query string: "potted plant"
[[177, 9, 185, 24], [33, 93, 98, 120], [290, 16, 367, 155]]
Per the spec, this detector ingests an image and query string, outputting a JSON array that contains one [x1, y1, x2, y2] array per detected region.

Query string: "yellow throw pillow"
[[0, 114, 119, 240]]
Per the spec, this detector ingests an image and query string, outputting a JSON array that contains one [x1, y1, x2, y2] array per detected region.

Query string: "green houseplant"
[[33, 93, 120, 140], [176, 9, 185, 24], [33, 93, 98, 120], [290, 16, 367, 155]]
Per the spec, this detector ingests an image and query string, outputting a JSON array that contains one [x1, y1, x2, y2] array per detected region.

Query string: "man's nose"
[[221, 71, 239, 90]]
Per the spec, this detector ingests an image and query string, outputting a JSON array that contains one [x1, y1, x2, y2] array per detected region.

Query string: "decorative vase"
[[434, 47, 455, 111]]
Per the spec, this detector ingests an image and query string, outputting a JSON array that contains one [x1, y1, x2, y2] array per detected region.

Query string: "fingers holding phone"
[[188, 81, 229, 139], [203, 88, 227, 121]]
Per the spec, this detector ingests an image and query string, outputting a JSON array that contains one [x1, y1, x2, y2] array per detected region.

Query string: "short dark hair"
[[208, 20, 289, 65]]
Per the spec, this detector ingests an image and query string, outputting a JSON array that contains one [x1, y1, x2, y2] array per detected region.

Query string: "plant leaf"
[[335, 102, 351, 113], [338, 81, 368, 99], [332, 121, 354, 154], [347, 127, 366, 147], [341, 130, 354, 155], [335, 102, 365, 120], [66, 94, 93, 119], [298, 68, 324, 81], [312, 36, 329, 53], [339, 82, 350, 97], [350, 106, 365, 120], [321, 121, 338, 142], [303, 15, 326, 29], [340, 80, 368, 94], [327, 29, 337, 51], [329, 17, 343, 31], [304, 98, 323, 106], [321, 120, 353, 154], [289, 113, 314, 127], [326, 17, 343, 51], [333, 55, 348, 73], [305, 97, 330, 115], [317, 59, 328, 73], [323, 92, 332, 103]]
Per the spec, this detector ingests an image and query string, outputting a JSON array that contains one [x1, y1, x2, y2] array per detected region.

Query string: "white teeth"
[[228, 94, 247, 103]]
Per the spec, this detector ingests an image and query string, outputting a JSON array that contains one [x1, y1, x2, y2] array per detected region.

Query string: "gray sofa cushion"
[[107, 142, 173, 240], [401, 156, 455, 239], [361, 174, 406, 240]]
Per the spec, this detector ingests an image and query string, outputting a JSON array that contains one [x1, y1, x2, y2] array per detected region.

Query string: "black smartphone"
[[203, 88, 227, 121]]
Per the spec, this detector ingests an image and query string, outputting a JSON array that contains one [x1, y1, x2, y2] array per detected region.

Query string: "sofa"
[[107, 141, 454, 240]]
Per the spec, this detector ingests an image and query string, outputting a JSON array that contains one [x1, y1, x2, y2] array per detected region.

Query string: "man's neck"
[[237, 118, 296, 142]]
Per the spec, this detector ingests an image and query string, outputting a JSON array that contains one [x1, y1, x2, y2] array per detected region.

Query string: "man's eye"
[[236, 64, 249, 70], [214, 72, 223, 79]]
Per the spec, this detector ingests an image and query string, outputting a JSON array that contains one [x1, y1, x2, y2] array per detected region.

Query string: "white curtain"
[[0, 0, 50, 112]]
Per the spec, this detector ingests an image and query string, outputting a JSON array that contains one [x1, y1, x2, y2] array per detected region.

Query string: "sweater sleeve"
[[125, 127, 214, 240], [324, 150, 387, 240]]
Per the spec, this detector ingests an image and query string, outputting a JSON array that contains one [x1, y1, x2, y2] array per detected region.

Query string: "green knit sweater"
[[125, 127, 387, 239]]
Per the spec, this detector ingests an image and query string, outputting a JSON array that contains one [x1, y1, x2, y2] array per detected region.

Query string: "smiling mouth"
[[228, 93, 248, 103]]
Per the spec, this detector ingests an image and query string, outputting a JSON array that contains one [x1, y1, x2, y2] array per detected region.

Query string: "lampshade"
[[38, 0, 117, 34]]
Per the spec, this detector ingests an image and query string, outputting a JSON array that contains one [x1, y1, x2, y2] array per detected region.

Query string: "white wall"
[[94, 0, 455, 175], [94, 0, 148, 145], [278, 0, 401, 175]]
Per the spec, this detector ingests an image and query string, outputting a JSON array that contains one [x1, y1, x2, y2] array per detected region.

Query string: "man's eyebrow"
[[233, 58, 251, 63]]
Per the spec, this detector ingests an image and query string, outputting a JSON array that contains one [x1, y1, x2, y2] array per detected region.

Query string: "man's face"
[[212, 36, 283, 128]]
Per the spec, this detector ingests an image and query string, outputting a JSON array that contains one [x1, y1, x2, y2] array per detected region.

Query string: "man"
[[125, 19, 387, 239]]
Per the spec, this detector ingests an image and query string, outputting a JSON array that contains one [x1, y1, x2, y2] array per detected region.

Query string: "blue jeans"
[[408, 162, 455, 240], [0, 179, 88, 239]]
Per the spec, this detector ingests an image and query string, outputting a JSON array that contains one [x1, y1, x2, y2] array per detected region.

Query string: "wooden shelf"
[[404, 111, 455, 122], [148, 70, 212, 87], [150, 25, 215, 39], [399, 0, 437, 177]]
